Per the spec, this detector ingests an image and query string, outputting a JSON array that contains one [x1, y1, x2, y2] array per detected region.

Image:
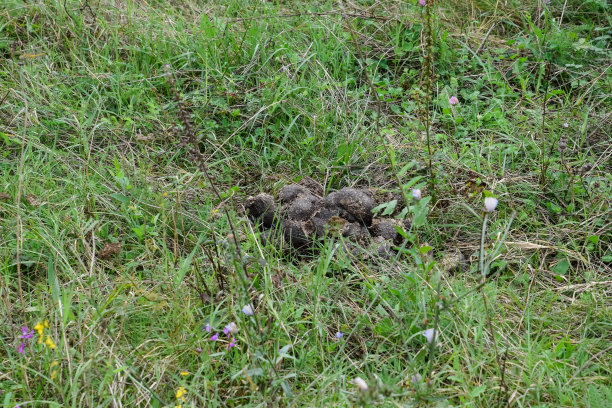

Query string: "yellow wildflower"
[[176, 386, 186, 400], [180, 371, 189, 376], [45, 336, 56, 349], [34, 321, 45, 335], [51, 361, 58, 367]]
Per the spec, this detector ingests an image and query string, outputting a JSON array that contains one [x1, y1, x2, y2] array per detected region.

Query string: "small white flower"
[[353, 377, 368, 392], [226, 322, 239, 334], [484, 197, 498, 213], [563, 122, 569, 128], [242, 305, 254, 316], [422, 328, 439, 345], [412, 188, 422, 201]]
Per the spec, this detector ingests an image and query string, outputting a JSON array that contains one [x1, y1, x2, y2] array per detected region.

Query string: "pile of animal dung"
[[245, 183, 408, 257]]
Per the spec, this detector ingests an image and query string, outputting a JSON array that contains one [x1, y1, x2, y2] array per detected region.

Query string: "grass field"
[[1, 0, 611, 406]]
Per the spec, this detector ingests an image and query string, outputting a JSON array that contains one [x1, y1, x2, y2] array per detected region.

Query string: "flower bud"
[[412, 189, 422, 201], [422, 328, 439, 345], [242, 305, 254, 316]]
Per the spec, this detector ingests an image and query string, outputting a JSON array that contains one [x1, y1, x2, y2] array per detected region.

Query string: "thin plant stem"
[[16, 91, 27, 312], [424, 276, 442, 382], [539, 61, 550, 185], [421, 3, 436, 197], [480, 212, 489, 283]]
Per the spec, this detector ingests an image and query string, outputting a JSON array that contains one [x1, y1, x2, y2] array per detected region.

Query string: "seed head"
[[484, 197, 498, 213], [353, 377, 369, 392]]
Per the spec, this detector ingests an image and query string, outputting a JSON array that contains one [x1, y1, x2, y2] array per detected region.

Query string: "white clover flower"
[[422, 328, 439, 345], [242, 305, 254, 316], [412, 188, 422, 201], [353, 377, 369, 392], [484, 197, 498, 213]]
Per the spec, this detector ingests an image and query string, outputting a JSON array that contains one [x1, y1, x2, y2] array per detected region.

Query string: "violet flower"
[[20, 326, 34, 339]]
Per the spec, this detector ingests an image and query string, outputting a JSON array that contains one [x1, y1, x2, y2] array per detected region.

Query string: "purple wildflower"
[[224, 322, 238, 337], [20, 326, 34, 339], [228, 338, 236, 350], [205, 324, 210, 333], [419, 0, 426, 6], [17, 342, 25, 354], [336, 332, 343, 339], [195, 347, 203, 353], [210, 332, 219, 341]]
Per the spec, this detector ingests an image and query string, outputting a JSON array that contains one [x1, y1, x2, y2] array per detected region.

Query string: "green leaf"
[[382, 199, 397, 216], [420, 245, 433, 254], [397, 162, 414, 178], [396, 207, 408, 220], [552, 259, 570, 275], [110, 193, 130, 205], [471, 385, 487, 398], [402, 175, 424, 191]]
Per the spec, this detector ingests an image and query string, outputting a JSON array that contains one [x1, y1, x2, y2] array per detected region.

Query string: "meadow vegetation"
[[1, 0, 611, 406]]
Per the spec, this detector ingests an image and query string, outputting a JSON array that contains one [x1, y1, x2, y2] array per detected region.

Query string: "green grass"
[[1, 0, 611, 407]]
